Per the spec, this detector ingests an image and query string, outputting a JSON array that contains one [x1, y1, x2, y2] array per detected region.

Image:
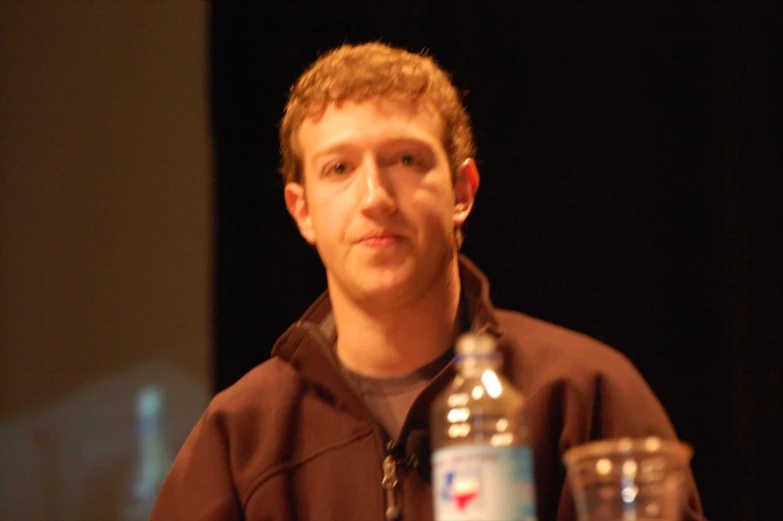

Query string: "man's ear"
[[454, 158, 480, 227], [284, 182, 316, 245]]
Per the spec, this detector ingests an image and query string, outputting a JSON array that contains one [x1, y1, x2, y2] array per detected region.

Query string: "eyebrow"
[[310, 137, 437, 165], [310, 143, 359, 167]]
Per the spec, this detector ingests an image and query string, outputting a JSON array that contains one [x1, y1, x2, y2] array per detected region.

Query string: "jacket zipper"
[[381, 436, 423, 521], [295, 319, 492, 520], [298, 322, 405, 521], [382, 449, 401, 521]]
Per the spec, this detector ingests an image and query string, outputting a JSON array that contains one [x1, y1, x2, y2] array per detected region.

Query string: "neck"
[[330, 259, 463, 378]]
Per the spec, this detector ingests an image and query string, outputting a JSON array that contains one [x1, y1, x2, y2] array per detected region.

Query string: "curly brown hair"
[[279, 41, 476, 186]]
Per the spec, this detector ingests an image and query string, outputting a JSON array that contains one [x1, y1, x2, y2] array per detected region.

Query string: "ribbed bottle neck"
[[455, 353, 501, 376]]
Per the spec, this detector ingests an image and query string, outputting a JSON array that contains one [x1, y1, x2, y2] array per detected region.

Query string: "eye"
[[324, 161, 351, 177], [332, 162, 348, 174], [400, 154, 417, 166], [392, 152, 426, 170]]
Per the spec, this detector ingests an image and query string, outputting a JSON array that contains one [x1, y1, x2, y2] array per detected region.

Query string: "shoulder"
[[494, 309, 647, 394], [496, 309, 631, 367], [205, 356, 302, 425], [185, 356, 303, 464], [495, 309, 677, 438], [184, 357, 305, 494], [152, 356, 308, 517]]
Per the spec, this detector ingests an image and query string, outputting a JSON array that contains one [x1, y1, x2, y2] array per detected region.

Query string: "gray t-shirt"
[[340, 348, 453, 441]]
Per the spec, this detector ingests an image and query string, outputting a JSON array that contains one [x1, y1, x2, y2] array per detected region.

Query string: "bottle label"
[[432, 445, 537, 521]]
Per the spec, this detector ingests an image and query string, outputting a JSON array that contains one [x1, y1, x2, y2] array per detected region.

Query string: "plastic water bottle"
[[430, 332, 537, 521]]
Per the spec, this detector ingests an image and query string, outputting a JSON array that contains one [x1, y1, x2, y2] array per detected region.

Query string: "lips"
[[356, 230, 403, 247]]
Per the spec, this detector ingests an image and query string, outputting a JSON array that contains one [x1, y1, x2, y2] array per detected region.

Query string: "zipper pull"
[[382, 454, 400, 521]]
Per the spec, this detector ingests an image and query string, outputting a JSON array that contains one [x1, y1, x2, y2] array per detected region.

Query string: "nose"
[[358, 159, 397, 215]]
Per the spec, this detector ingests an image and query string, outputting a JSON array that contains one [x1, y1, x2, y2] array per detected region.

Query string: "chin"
[[331, 251, 452, 306], [357, 287, 417, 310], [355, 269, 435, 309], [359, 277, 411, 300]]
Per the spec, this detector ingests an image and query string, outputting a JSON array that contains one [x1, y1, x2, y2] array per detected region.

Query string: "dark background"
[[209, 3, 781, 520]]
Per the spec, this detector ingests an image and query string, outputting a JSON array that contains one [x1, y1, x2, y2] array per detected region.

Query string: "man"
[[151, 42, 705, 521]]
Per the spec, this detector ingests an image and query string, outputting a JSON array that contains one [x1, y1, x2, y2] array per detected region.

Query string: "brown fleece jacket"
[[151, 256, 705, 521]]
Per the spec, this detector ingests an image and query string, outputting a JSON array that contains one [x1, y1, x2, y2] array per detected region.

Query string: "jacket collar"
[[458, 255, 502, 336], [270, 255, 505, 422]]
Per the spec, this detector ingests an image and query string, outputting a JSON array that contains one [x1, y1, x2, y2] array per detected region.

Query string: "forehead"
[[296, 98, 446, 157]]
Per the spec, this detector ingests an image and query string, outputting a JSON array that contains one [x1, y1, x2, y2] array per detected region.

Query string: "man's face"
[[284, 98, 477, 309]]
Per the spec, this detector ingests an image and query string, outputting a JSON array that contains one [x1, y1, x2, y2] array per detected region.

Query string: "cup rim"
[[562, 436, 693, 466]]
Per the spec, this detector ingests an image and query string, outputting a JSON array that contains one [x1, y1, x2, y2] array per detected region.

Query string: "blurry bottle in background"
[[430, 333, 537, 521], [121, 385, 173, 521]]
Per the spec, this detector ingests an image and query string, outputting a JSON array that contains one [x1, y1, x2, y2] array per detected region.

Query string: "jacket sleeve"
[[150, 409, 242, 521], [559, 355, 707, 521]]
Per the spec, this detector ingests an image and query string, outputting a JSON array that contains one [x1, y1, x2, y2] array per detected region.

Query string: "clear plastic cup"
[[562, 437, 693, 521]]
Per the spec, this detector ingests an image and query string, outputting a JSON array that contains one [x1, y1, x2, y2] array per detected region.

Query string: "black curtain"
[[209, 3, 782, 520]]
